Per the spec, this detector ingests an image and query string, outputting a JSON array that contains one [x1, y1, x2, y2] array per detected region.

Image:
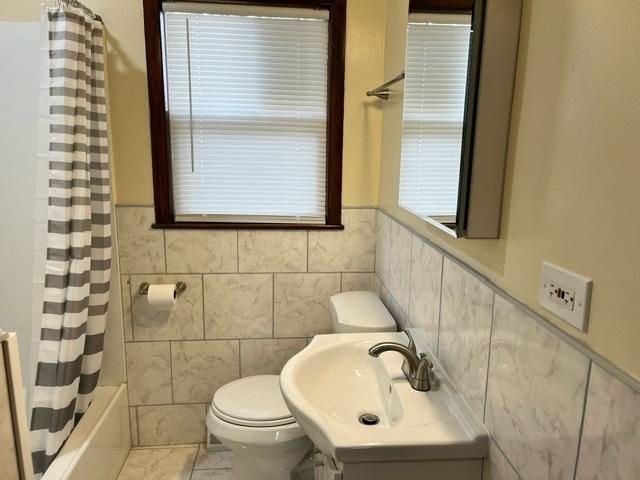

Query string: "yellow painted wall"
[[0, 0, 386, 206], [4, 0, 639, 379], [379, 0, 640, 380]]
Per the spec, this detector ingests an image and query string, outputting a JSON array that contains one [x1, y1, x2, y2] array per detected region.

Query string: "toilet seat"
[[206, 375, 312, 479], [212, 375, 296, 428]]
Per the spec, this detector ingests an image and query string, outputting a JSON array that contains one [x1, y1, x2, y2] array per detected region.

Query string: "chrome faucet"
[[368, 331, 433, 391]]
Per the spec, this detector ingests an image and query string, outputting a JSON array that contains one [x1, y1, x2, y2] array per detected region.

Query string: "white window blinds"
[[399, 13, 472, 222], [162, 3, 329, 223]]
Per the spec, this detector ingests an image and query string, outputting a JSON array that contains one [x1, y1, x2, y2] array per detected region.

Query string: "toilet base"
[[223, 436, 313, 480]]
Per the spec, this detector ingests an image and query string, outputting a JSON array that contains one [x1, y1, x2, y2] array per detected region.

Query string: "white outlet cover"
[[539, 261, 592, 332]]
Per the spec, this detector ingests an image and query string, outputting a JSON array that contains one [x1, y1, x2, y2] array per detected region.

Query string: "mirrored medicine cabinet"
[[387, 0, 522, 238]]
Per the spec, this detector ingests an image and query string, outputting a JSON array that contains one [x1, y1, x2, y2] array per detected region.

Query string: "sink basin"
[[280, 332, 488, 464]]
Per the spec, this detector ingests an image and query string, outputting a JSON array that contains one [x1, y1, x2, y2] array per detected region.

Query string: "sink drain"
[[358, 413, 380, 426]]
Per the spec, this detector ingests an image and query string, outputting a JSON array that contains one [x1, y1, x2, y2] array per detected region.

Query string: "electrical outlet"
[[539, 262, 592, 331]]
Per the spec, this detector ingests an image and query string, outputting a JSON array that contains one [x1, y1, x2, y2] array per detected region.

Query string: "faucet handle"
[[404, 330, 417, 354], [419, 353, 434, 369]]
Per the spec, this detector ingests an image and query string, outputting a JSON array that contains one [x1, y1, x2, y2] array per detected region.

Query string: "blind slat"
[[163, 7, 328, 220]]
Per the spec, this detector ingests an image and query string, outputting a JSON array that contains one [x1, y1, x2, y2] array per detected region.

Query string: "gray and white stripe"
[[31, 5, 111, 476]]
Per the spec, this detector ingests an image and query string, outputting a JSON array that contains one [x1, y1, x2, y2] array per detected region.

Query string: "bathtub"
[[41, 384, 130, 480]]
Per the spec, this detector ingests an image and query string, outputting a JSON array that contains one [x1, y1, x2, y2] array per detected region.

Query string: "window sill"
[[152, 222, 344, 231]]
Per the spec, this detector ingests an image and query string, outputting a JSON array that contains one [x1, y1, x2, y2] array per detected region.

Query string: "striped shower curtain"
[[30, 3, 111, 476]]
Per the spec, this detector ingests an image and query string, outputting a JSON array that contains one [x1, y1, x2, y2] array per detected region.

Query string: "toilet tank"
[[329, 291, 397, 333]]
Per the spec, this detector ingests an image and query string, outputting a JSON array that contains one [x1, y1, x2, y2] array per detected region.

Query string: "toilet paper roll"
[[147, 284, 177, 311]]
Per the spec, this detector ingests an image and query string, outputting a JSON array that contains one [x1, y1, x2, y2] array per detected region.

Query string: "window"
[[143, 0, 346, 228], [398, 11, 472, 225]]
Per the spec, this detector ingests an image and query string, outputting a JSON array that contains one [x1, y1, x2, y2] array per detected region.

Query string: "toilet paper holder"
[[137, 281, 187, 298]]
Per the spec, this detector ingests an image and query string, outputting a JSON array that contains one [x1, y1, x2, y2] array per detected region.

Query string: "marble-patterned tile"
[[238, 231, 307, 273], [408, 235, 443, 354], [116, 206, 165, 274], [117, 446, 197, 480], [165, 230, 237, 273], [387, 219, 411, 316], [341, 273, 375, 292], [485, 295, 589, 480], [138, 404, 207, 446], [125, 342, 172, 406], [240, 338, 307, 377], [380, 284, 407, 331], [438, 258, 493, 418], [482, 440, 520, 480], [308, 209, 376, 272], [121, 275, 133, 342], [274, 273, 341, 337], [130, 274, 203, 341], [191, 470, 234, 480], [129, 407, 139, 447], [373, 274, 383, 297], [374, 211, 391, 286], [204, 274, 273, 339], [171, 340, 240, 404], [194, 445, 235, 470], [575, 363, 640, 480]]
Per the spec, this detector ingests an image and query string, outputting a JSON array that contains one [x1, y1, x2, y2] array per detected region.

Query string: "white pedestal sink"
[[280, 332, 488, 480]]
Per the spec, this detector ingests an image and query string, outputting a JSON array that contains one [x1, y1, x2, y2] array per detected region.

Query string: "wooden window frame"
[[142, 0, 346, 230], [409, 0, 473, 14]]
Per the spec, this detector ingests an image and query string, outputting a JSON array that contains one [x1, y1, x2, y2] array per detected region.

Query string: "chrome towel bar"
[[366, 71, 405, 100]]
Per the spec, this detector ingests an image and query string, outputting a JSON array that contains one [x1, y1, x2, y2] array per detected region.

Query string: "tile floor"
[[117, 444, 235, 480]]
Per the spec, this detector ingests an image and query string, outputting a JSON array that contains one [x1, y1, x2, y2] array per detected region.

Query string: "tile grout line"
[[491, 437, 523, 480], [407, 234, 415, 325], [123, 336, 309, 344], [435, 256, 445, 359], [201, 274, 206, 340], [305, 230, 309, 272], [169, 340, 175, 404], [238, 338, 242, 378], [572, 360, 593, 480], [162, 229, 168, 273], [135, 406, 141, 448], [482, 293, 496, 424], [126, 275, 136, 343], [187, 443, 199, 480]]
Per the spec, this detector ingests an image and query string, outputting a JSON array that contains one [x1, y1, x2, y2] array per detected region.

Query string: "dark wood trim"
[[325, 0, 345, 226], [409, 0, 473, 13], [169, 0, 336, 7], [143, 0, 173, 225], [142, 0, 345, 229], [153, 222, 344, 230]]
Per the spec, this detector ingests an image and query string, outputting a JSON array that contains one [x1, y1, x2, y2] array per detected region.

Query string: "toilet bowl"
[[206, 375, 312, 480], [207, 292, 396, 479]]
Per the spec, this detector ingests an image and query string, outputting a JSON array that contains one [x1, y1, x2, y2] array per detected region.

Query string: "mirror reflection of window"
[[399, 13, 472, 227]]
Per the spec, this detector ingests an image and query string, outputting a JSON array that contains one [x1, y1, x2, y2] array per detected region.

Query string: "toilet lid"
[[213, 375, 295, 427]]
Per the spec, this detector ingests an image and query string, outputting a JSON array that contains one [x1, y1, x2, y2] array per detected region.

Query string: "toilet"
[[206, 291, 397, 480]]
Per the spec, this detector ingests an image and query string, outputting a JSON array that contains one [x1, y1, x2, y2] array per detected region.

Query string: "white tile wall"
[[486, 296, 588, 480], [117, 206, 376, 445], [118, 204, 640, 476], [408, 235, 443, 354], [238, 231, 307, 272], [274, 273, 341, 337], [575, 364, 640, 479], [439, 259, 494, 419], [374, 210, 640, 480], [203, 274, 273, 339]]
